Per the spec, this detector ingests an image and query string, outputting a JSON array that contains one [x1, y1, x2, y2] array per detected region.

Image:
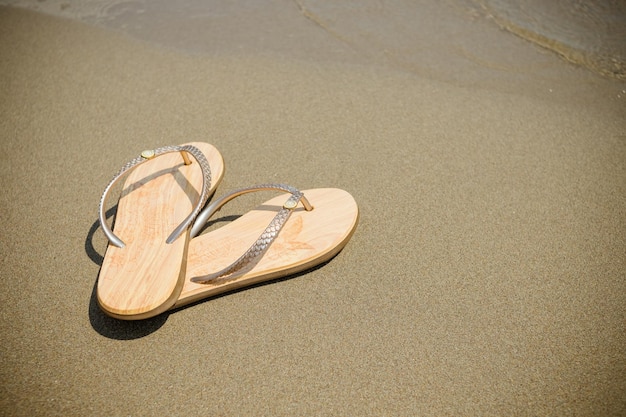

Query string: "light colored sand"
[[0, 5, 624, 416]]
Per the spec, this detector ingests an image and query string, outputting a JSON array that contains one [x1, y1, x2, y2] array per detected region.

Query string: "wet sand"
[[0, 3, 625, 416]]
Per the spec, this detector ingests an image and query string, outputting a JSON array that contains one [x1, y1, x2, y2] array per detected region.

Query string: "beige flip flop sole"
[[174, 188, 359, 308], [97, 142, 224, 320]]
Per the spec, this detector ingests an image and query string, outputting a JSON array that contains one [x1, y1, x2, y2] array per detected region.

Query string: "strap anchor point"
[[140, 150, 155, 159]]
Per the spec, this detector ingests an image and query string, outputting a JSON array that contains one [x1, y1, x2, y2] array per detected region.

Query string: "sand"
[[0, 3, 625, 416]]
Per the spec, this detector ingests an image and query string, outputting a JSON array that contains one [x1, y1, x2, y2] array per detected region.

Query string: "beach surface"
[[1, 2, 625, 416]]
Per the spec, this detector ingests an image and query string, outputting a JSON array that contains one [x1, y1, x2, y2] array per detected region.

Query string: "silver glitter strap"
[[189, 184, 314, 284], [99, 145, 212, 248]]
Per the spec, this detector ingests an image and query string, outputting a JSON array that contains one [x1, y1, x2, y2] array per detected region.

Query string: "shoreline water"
[[473, 0, 626, 80], [0, 0, 624, 82], [0, 0, 624, 121]]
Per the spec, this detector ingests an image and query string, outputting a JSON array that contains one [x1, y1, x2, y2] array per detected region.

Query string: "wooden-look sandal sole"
[[174, 188, 358, 308], [97, 142, 224, 320]]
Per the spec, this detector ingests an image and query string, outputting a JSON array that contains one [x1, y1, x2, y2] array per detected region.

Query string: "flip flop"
[[173, 184, 359, 308], [97, 142, 224, 320]]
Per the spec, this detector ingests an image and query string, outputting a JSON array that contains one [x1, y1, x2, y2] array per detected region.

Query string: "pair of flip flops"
[[97, 142, 359, 320]]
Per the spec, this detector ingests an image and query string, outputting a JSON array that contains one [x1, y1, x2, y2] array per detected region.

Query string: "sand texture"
[[0, 4, 625, 416]]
